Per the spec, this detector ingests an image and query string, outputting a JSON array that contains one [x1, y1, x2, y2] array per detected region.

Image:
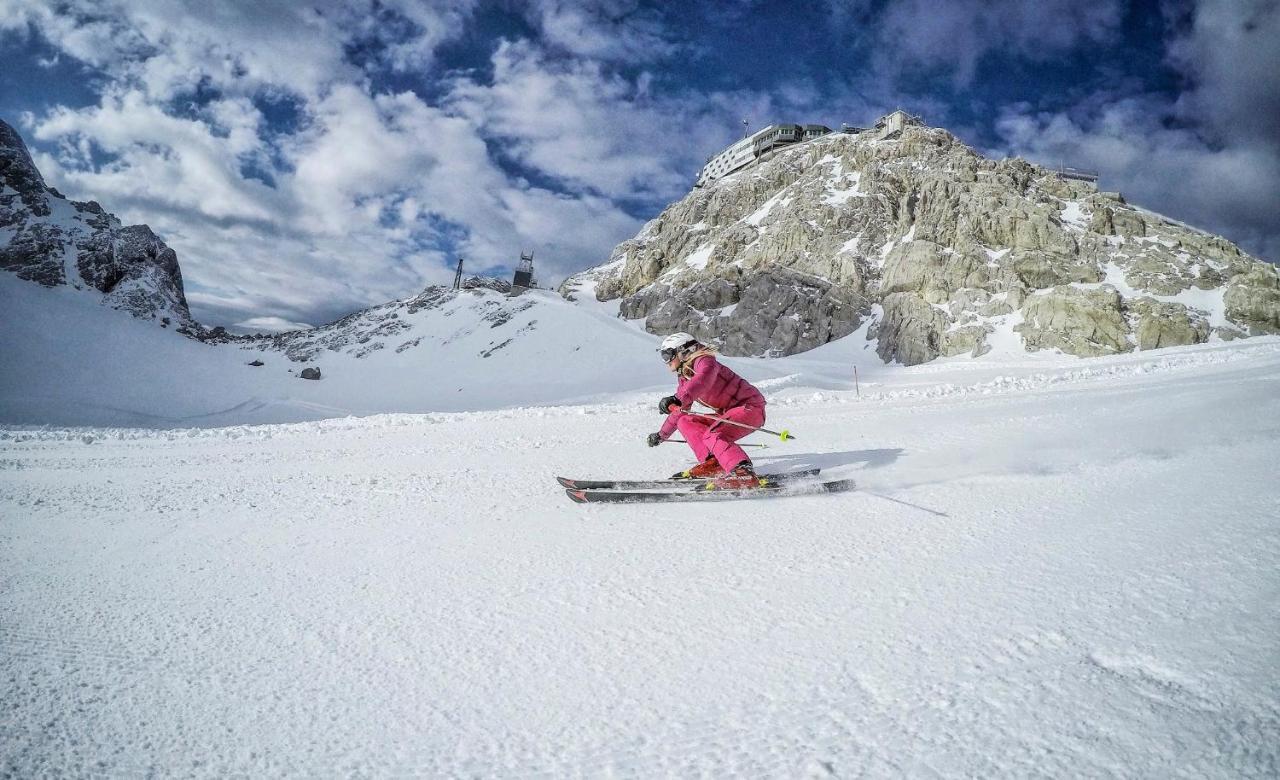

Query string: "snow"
[[744, 192, 787, 227], [561, 261, 627, 322], [682, 242, 715, 271], [0, 274, 666, 427], [1060, 200, 1088, 229], [974, 308, 1025, 357], [35, 194, 93, 288], [1071, 262, 1234, 330], [823, 172, 864, 205], [1172, 285, 1230, 328], [3, 337, 1279, 776], [3, 272, 1280, 776]]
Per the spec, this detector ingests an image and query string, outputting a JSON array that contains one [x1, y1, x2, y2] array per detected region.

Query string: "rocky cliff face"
[[564, 113, 1280, 363], [0, 119, 192, 328]]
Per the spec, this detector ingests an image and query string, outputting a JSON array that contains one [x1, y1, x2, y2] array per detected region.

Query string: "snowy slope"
[[2, 338, 1279, 776], [19, 264, 1270, 431], [0, 274, 673, 427]]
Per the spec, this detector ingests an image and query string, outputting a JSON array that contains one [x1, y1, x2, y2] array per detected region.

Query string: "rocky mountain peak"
[[565, 113, 1280, 363], [0, 118, 193, 328], [0, 119, 51, 218]]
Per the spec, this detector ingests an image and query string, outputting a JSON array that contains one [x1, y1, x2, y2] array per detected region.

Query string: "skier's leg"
[[674, 414, 713, 462], [705, 405, 766, 471]]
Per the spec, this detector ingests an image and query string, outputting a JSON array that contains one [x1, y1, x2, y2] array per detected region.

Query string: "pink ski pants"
[[675, 404, 765, 471]]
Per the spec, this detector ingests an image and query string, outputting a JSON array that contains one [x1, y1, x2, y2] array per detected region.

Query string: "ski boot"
[[708, 462, 766, 490], [672, 454, 724, 480]]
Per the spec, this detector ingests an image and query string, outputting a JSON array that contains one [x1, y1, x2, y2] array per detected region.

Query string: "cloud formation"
[[1, 0, 1274, 330], [6, 0, 669, 326], [1166, 0, 1280, 150], [836, 0, 1124, 86]]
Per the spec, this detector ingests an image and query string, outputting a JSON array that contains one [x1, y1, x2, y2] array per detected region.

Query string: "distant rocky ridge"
[[0, 119, 193, 329], [563, 112, 1280, 363], [0, 118, 533, 359], [248, 284, 536, 362]]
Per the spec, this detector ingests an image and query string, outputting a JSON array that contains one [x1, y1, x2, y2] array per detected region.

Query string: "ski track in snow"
[[3, 341, 1280, 776]]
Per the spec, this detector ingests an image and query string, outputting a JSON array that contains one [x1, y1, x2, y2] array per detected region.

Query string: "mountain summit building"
[[695, 112, 930, 187], [696, 123, 834, 187]]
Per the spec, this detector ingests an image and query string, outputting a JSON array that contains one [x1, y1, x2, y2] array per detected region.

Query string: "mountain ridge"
[[0, 118, 193, 329], [564, 113, 1280, 364]]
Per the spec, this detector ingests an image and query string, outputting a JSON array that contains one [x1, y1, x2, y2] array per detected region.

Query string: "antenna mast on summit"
[[453, 257, 464, 290]]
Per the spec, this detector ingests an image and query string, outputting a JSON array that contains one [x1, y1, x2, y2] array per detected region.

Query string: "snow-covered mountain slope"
[[3, 336, 1278, 776], [569, 113, 1280, 363], [6, 266, 1280, 430], [0, 273, 673, 427], [0, 119, 192, 327]]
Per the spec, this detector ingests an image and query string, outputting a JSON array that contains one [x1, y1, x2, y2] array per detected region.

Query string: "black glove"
[[647, 432, 662, 447], [659, 395, 682, 414]]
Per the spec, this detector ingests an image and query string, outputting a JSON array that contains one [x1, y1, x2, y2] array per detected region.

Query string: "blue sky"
[[1, 0, 1277, 330]]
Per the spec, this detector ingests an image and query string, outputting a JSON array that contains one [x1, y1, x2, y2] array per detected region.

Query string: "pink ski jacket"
[[659, 354, 765, 439]]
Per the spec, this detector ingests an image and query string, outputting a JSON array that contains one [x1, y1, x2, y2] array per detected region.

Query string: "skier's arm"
[[656, 375, 690, 440], [658, 410, 680, 440]]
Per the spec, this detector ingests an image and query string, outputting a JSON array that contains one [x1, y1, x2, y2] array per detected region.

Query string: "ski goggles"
[[660, 347, 680, 362]]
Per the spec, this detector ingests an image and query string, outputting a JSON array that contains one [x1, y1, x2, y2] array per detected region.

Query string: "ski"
[[556, 467, 821, 491], [564, 478, 856, 504]]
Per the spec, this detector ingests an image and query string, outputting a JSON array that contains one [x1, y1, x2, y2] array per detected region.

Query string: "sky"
[[1, 0, 1277, 331]]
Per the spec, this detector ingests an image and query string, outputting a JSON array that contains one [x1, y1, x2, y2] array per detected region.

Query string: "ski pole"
[[678, 410, 795, 441]]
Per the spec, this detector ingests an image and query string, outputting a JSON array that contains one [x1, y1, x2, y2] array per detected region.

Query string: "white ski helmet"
[[658, 332, 698, 361]]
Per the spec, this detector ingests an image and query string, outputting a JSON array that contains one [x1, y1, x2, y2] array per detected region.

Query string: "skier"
[[647, 332, 766, 485]]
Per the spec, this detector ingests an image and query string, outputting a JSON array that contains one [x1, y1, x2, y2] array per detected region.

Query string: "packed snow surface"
[[3, 328, 1279, 775], [0, 274, 672, 427]]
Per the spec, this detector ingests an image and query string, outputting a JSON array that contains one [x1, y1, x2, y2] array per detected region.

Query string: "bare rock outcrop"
[[1016, 286, 1131, 357], [1224, 266, 1280, 334], [565, 112, 1277, 364]]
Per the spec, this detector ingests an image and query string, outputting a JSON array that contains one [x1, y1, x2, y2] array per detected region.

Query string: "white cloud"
[[445, 40, 690, 201], [520, 0, 677, 62], [850, 0, 1124, 86], [5, 0, 344, 100], [1165, 0, 1280, 150], [358, 0, 481, 73], [4, 0, 479, 102], [35, 90, 280, 222], [7, 0, 669, 326], [443, 39, 822, 205], [17, 27, 656, 325]]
